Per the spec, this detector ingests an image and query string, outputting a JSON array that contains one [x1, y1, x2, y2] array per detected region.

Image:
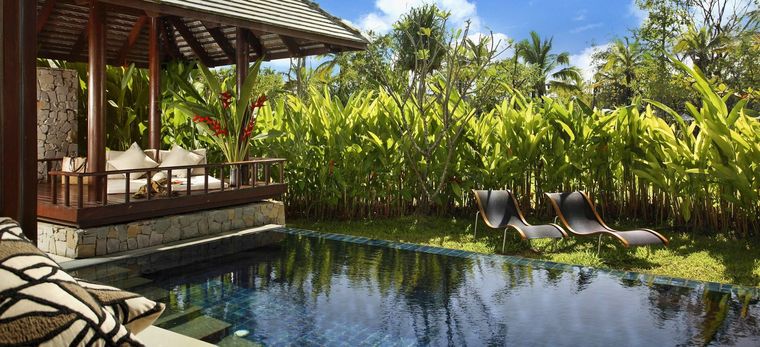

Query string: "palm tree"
[[604, 38, 644, 104], [674, 25, 730, 77], [393, 4, 448, 74], [516, 31, 581, 97]]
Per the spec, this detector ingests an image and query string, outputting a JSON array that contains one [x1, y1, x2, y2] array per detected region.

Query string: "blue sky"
[[265, 0, 648, 80]]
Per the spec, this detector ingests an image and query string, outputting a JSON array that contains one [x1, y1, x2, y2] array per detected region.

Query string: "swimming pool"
[[77, 228, 760, 346]]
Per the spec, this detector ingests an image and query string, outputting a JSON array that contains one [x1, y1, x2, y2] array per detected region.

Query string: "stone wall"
[[37, 67, 79, 180], [38, 200, 285, 258]]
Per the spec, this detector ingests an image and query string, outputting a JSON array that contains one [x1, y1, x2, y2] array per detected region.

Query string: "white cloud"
[[570, 22, 603, 33], [628, 0, 648, 25], [358, 0, 480, 33], [569, 43, 610, 82], [262, 58, 293, 73], [468, 32, 512, 59], [357, 0, 508, 61], [573, 9, 587, 22]]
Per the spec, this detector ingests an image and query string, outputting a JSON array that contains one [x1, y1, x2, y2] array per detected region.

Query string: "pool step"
[[134, 286, 169, 301], [71, 265, 134, 283], [169, 315, 231, 343], [217, 335, 262, 347], [105, 276, 154, 290], [155, 306, 203, 329]]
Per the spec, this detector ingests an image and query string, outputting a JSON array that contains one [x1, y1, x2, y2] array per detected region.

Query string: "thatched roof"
[[37, 0, 368, 67]]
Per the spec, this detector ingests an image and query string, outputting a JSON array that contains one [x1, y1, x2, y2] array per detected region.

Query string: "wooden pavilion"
[[0, 0, 367, 241]]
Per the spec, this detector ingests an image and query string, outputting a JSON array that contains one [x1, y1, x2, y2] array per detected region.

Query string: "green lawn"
[[289, 216, 760, 287]]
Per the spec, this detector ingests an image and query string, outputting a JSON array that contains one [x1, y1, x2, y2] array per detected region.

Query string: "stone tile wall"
[[38, 200, 285, 258], [37, 67, 79, 180]]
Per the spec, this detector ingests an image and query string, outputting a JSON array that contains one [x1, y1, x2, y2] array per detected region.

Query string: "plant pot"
[[230, 167, 239, 187]]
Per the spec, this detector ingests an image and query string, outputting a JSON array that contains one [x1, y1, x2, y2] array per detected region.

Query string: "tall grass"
[[252, 63, 759, 236]]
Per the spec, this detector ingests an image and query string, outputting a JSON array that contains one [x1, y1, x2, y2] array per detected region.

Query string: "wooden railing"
[[39, 158, 286, 209]]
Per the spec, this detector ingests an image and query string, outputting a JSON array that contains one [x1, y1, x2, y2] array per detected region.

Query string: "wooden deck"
[[37, 159, 287, 228]]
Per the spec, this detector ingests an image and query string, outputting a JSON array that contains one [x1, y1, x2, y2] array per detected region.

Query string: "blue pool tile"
[[705, 282, 721, 292], [653, 276, 672, 285]]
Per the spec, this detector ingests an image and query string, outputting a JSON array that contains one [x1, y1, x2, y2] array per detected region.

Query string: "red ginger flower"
[[250, 95, 267, 110], [220, 91, 233, 109], [193, 114, 228, 137]]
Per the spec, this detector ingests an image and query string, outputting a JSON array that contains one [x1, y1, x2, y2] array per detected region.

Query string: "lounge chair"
[[544, 191, 669, 253], [472, 189, 567, 252]]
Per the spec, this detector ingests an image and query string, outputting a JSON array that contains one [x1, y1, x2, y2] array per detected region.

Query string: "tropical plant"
[[604, 38, 645, 104], [375, 8, 503, 213], [392, 4, 448, 74], [172, 60, 272, 163], [516, 31, 582, 97], [674, 24, 731, 77], [247, 58, 759, 235], [105, 64, 150, 150]]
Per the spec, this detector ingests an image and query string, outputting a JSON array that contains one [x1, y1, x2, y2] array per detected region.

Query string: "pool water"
[[105, 229, 760, 346]]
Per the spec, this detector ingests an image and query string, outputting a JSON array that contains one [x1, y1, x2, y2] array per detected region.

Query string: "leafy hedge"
[[250, 63, 759, 235]]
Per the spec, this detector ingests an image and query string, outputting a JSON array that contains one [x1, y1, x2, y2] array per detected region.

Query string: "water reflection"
[[149, 235, 760, 346]]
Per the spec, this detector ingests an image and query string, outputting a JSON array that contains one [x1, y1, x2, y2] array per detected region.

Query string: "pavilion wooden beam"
[[117, 15, 148, 66], [37, 0, 58, 34], [244, 29, 265, 58], [266, 46, 332, 61], [1, 0, 38, 242], [160, 17, 182, 61], [96, 0, 368, 50], [206, 25, 235, 64], [280, 35, 301, 57], [87, 0, 106, 201], [236, 27, 249, 96], [148, 16, 161, 150], [166, 16, 213, 66]]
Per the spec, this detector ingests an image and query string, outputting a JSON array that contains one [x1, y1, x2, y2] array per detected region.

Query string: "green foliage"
[[392, 4, 448, 73], [38, 59, 150, 151], [171, 60, 278, 163], [105, 64, 150, 150], [252, 61, 759, 236], [515, 31, 582, 97]]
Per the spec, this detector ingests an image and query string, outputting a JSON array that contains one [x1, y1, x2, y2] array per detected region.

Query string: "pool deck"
[[137, 326, 215, 347]]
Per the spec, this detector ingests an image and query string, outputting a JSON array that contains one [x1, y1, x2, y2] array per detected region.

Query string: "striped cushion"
[[0, 218, 144, 346], [77, 279, 165, 334]]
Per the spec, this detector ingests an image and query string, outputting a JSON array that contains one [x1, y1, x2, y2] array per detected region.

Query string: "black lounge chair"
[[472, 189, 567, 252], [544, 191, 669, 253]]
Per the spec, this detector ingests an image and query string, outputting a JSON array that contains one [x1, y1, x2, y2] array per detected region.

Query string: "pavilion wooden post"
[[236, 27, 250, 183], [148, 16, 161, 150], [1, 0, 38, 242], [87, 0, 106, 201], [236, 27, 249, 97]]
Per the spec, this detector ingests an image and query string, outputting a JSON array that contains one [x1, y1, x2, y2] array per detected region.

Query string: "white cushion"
[[160, 148, 207, 176], [106, 143, 159, 179], [105, 150, 126, 180], [106, 178, 147, 194], [106, 148, 158, 180], [158, 145, 204, 178], [106, 175, 226, 194]]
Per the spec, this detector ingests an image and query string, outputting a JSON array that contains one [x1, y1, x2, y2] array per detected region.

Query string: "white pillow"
[[105, 150, 126, 180], [107, 143, 159, 179], [160, 148, 207, 176], [158, 145, 204, 178], [106, 148, 158, 179]]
